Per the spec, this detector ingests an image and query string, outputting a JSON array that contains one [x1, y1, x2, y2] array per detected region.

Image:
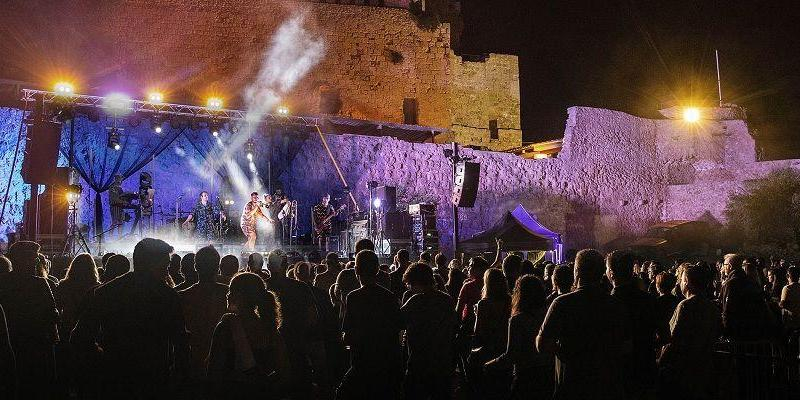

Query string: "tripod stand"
[[63, 201, 90, 256]]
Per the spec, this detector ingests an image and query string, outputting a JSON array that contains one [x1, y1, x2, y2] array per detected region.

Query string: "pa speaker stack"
[[409, 203, 438, 254]]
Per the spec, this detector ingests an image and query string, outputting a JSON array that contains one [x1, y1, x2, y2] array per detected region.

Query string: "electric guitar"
[[314, 204, 346, 235]]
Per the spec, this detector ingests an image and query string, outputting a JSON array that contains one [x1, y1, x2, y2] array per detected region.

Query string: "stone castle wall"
[[0, 104, 786, 253], [0, 0, 519, 147]]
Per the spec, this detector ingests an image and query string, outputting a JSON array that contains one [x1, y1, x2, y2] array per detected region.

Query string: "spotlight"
[[245, 141, 254, 161], [207, 97, 223, 110], [151, 113, 165, 134], [373, 198, 382, 209], [66, 184, 82, 203], [683, 107, 701, 123], [276, 105, 289, 115], [108, 128, 121, 150], [147, 91, 164, 104], [209, 119, 221, 137], [54, 82, 74, 95], [104, 93, 132, 115]]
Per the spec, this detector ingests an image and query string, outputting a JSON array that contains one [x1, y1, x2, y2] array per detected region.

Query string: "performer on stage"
[[183, 191, 225, 242], [312, 193, 340, 250], [109, 174, 140, 237], [241, 192, 267, 251], [269, 189, 290, 246]]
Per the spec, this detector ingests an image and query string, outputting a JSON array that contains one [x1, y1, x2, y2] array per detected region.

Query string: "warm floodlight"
[[683, 107, 701, 123]]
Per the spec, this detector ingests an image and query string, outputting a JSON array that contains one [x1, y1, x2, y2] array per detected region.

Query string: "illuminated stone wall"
[[0, 1, 518, 149], [2, 104, 766, 252]]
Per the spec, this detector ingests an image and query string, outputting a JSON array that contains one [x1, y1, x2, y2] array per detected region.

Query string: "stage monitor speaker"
[[22, 120, 62, 185], [452, 161, 480, 208], [376, 185, 397, 211]]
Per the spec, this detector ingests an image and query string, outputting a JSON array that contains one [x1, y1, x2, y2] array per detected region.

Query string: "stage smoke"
[[218, 9, 326, 201]]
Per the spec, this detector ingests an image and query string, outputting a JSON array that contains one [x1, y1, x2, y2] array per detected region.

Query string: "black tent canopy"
[[461, 204, 561, 252]]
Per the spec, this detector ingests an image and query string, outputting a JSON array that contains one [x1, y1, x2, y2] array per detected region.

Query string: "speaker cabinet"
[[22, 120, 62, 185], [452, 162, 480, 208]]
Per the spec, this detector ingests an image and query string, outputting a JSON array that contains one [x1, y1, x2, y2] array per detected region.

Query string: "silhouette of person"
[[400, 262, 458, 400], [337, 250, 403, 400], [217, 254, 240, 285], [0, 241, 59, 399], [102, 254, 131, 282], [1, 303, 16, 396], [537, 249, 630, 400], [207, 272, 290, 399], [71, 238, 189, 399], [485, 275, 553, 400], [265, 251, 318, 399], [178, 245, 229, 379]]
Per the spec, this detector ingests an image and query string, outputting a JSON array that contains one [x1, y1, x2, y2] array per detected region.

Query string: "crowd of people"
[[0, 237, 797, 399]]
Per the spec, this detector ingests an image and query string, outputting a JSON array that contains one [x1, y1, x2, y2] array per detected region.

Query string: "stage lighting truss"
[[21, 89, 320, 127]]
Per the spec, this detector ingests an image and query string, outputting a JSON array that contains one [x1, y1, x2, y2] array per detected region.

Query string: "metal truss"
[[20, 89, 321, 126]]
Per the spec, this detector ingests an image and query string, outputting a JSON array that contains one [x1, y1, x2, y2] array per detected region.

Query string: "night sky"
[[460, 0, 800, 158]]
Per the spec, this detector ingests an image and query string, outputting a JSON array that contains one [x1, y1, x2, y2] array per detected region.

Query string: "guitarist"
[[312, 193, 341, 250]]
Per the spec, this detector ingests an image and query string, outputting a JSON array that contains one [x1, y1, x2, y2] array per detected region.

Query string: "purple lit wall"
[[0, 105, 781, 253]]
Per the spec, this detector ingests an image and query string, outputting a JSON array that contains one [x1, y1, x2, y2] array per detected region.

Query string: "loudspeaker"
[[22, 120, 62, 185], [451, 162, 480, 207], [376, 185, 397, 212], [383, 211, 412, 239]]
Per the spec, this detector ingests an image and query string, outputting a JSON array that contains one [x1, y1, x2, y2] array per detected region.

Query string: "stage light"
[[209, 119, 221, 137], [373, 198, 382, 209], [66, 184, 82, 203], [54, 82, 74, 95], [108, 128, 121, 150], [151, 113, 166, 134], [147, 91, 164, 104], [683, 107, 701, 123], [207, 97, 223, 110], [245, 141, 254, 161], [276, 105, 289, 115], [104, 93, 132, 115]]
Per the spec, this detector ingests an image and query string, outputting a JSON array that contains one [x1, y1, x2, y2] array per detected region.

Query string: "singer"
[[240, 192, 266, 251]]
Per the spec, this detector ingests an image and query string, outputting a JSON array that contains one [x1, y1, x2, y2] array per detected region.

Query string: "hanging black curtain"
[[59, 114, 184, 234]]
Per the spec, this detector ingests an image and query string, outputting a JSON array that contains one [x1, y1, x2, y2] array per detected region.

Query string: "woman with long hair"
[[445, 261, 467, 301], [486, 274, 553, 399], [470, 268, 512, 398], [56, 253, 100, 335], [207, 272, 289, 399]]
